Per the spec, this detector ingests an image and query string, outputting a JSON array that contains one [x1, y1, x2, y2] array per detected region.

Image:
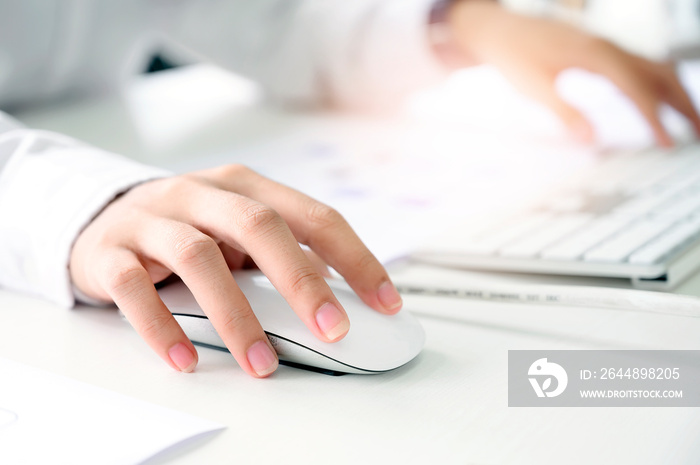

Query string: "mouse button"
[[231, 271, 319, 336], [324, 277, 353, 293], [232, 272, 296, 317], [158, 280, 203, 316], [173, 314, 224, 348], [232, 270, 274, 292], [250, 272, 276, 289], [242, 288, 305, 333], [315, 288, 425, 367], [299, 312, 425, 371]]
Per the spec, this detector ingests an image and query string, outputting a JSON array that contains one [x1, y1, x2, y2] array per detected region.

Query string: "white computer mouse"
[[157, 270, 425, 375]]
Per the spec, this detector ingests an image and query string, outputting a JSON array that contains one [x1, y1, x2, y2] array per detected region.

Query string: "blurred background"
[[16, 0, 700, 265], [502, 0, 700, 59]]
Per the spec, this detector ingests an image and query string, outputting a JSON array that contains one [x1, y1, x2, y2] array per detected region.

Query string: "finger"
[[97, 248, 199, 373], [660, 69, 700, 135], [218, 241, 248, 270], [623, 83, 674, 148], [303, 249, 332, 277], [205, 165, 403, 314], [537, 83, 595, 144], [129, 217, 279, 377], [502, 64, 595, 144], [174, 187, 352, 342], [585, 49, 674, 147]]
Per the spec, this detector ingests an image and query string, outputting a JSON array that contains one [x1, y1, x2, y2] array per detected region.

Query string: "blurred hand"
[[446, 0, 700, 146], [69, 165, 403, 377]]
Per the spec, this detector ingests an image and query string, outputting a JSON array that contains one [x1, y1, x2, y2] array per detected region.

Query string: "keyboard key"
[[628, 218, 700, 264], [613, 191, 678, 217], [541, 194, 587, 213], [499, 214, 592, 258], [653, 166, 700, 190], [652, 192, 700, 220], [583, 150, 642, 194], [457, 214, 553, 255], [583, 219, 675, 263], [541, 216, 630, 260], [621, 150, 700, 194]]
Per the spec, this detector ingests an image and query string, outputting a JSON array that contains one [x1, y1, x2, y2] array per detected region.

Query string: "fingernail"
[[168, 343, 197, 373], [247, 340, 278, 377], [378, 281, 402, 312], [315, 302, 350, 341]]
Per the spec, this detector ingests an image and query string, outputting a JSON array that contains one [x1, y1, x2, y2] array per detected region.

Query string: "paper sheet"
[[0, 357, 223, 465]]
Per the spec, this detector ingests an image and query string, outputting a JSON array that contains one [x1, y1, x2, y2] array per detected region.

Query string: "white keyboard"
[[414, 143, 700, 290]]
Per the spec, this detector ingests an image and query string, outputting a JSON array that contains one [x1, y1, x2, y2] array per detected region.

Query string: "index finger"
[[582, 42, 675, 146], [132, 217, 279, 378], [206, 165, 403, 315], [660, 67, 700, 136]]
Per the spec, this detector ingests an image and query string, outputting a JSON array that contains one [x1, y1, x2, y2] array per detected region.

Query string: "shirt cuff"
[[0, 131, 170, 307]]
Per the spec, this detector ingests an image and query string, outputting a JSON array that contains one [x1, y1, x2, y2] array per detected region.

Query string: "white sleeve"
[[0, 113, 170, 307], [154, 0, 447, 111]]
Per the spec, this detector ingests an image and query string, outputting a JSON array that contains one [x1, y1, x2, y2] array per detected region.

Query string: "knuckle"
[[172, 233, 219, 268], [353, 251, 378, 272], [217, 163, 252, 179], [218, 308, 252, 335], [237, 203, 282, 234], [156, 175, 198, 196], [287, 267, 322, 295], [138, 311, 175, 342], [306, 202, 344, 232], [575, 35, 618, 62], [583, 36, 613, 53], [142, 176, 206, 205], [103, 265, 143, 297]]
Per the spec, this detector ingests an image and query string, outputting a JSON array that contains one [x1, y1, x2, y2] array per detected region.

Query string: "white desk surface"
[[4, 65, 700, 465]]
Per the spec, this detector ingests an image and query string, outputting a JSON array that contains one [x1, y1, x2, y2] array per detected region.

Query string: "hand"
[[445, 1, 700, 146], [69, 165, 403, 377]]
